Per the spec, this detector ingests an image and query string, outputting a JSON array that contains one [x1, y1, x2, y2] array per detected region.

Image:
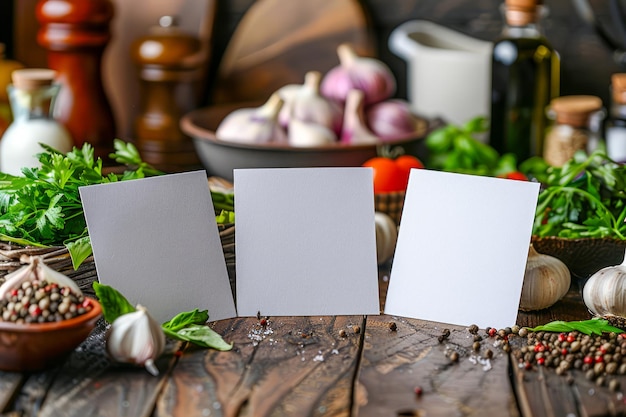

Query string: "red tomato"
[[362, 155, 424, 193], [503, 171, 528, 181], [394, 155, 424, 189]]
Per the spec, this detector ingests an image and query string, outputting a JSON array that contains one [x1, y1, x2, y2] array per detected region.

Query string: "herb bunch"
[[0, 140, 161, 267], [533, 147, 626, 239]]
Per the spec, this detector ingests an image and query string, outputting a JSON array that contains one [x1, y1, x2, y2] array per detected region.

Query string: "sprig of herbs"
[[527, 318, 624, 335], [94, 282, 232, 351], [0, 140, 162, 268], [532, 146, 626, 239]]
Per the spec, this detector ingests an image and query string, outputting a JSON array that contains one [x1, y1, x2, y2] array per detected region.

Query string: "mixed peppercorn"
[[0, 279, 91, 324]]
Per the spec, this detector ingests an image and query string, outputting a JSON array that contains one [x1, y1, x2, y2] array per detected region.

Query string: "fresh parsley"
[[0, 140, 162, 268]]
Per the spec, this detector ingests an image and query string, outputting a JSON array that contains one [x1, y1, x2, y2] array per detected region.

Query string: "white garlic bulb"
[[215, 93, 287, 144], [519, 245, 571, 311], [374, 211, 398, 264], [106, 305, 165, 376], [0, 255, 82, 299], [583, 250, 626, 317]]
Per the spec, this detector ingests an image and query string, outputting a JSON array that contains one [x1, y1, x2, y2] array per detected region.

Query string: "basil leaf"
[[164, 325, 233, 351], [92, 282, 136, 323], [527, 319, 624, 335], [162, 309, 209, 332]]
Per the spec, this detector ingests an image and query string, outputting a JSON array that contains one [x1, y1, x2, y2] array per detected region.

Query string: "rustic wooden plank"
[[156, 315, 364, 417], [0, 372, 23, 412], [22, 320, 181, 417], [355, 315, 520, 417]]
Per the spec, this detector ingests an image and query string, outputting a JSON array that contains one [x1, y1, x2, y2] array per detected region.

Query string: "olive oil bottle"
[[489, 0, 560, 162]]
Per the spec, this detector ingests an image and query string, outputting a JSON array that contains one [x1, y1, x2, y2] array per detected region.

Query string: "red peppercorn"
[[488, 328, 497, 337], [260, 318, 267, 327], [583, 356, 594, 365], [566, 334, 576, 344], [10, 289, 18, 297], [558, 333, 566, 342], [524, 361, 533, 370], [536, 357, 545, 366], [414, 386, 423, 397], [561, 348, 568, 356], [595, 355, 604, 364]]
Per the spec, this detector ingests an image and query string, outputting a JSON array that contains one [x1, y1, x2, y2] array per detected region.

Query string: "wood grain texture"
[[355, 315, 520, 417], [0, 373, 23, 413], [157, 315, 364, 417], [31, 321, 180, 417]]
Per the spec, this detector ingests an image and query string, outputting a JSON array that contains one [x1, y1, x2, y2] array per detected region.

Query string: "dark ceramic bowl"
[[180, 102, 430, 182], [0, 297, 102, 372], [531, 236, 626, 280]]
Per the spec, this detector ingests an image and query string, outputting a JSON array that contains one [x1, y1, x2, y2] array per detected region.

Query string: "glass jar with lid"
[[0, 69, 73, 175], [607, 73, 626, 162], [543, 95, 603, 167]]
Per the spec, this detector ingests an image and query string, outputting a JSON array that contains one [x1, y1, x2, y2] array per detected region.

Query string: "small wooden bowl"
[[0, 297, 102, 372]]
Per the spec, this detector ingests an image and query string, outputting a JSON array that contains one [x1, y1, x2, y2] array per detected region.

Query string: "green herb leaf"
[[163, 325, 233, 351], [162, 309, 209, 332], [526, 319, 624, 335], [92, 282, 136, 323], [65, 236, 93, 270], [162, 309, 232, 350]]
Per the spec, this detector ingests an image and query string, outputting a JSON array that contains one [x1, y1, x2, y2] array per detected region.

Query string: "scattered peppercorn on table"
[[0, 267, 620, 417]]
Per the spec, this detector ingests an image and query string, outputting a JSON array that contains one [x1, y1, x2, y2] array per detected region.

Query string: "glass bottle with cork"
[[489, 0, 560, 162], [0, 69, 73, 175], [543, 95, 603, 167], [606, 73, 626, 163]]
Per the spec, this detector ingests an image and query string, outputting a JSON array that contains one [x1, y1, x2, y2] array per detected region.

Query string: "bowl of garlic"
[[182, 44, 430, 181], [0, 256, 102, 372]]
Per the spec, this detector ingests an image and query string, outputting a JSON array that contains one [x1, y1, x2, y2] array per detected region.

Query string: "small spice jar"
[[543, 95, 603, 166], [0, 69, 73, 175], [606, 73, 626, 163]]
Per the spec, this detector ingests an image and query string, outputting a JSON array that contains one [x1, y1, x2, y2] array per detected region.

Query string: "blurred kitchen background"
[[0, 0, 620, 141]]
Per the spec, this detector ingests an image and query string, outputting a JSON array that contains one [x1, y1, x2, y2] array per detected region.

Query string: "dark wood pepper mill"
[[131, 16, 204, 172], [35, 0, 116, 161]]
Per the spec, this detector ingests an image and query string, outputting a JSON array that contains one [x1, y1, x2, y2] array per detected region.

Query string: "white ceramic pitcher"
[[389, 20, 493, 126]]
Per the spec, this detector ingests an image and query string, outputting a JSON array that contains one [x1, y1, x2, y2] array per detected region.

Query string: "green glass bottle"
[[489, 0, 560, 162]]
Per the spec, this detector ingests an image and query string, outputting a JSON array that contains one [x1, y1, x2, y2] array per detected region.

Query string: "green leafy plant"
[[425, 116, 525, 179], [0, 140, 162, 268], [94, 282, 232, 351], [527, 318, 624, 335], [533, 146, 626, 239]]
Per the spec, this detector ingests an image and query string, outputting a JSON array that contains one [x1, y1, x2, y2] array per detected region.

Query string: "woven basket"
[[374, 191, 405, 226]]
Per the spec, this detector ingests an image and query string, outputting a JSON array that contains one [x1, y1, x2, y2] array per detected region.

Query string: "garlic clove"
[[0, 256, 81, 300], [583, 249, 626, 317], [365, 99, 421, 141], [340, 89, 379, 145], [288, 118, 337, 147], [374, 211, 398, 264], [519, 245, 571, 311], [106, 304, 165, 376], [321, 43, 396, 105], [215, 93, 287, 144]]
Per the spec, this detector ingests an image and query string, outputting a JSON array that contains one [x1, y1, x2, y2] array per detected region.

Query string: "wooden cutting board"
[[211, 0, 376, 104]]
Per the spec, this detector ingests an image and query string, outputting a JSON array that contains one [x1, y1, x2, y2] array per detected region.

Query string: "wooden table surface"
[[0, 267, 621, 417]]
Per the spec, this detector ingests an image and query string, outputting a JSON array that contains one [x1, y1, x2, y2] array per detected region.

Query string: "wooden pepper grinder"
[[35, 0, 116, 161], [131, 16, 204, 172]]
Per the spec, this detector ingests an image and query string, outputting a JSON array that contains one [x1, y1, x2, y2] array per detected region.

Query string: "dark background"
[[0, 0, 623, 109]]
